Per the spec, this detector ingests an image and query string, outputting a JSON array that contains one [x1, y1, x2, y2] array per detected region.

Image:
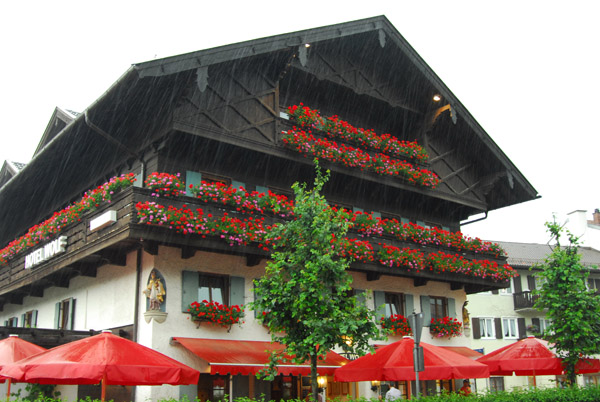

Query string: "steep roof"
[[0, 160, 26, 189], [498, 241, 600, 269], [0, 16, 538, 246]]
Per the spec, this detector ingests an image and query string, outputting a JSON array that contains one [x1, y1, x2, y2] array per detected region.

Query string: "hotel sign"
[[24, 236, 68, 269]]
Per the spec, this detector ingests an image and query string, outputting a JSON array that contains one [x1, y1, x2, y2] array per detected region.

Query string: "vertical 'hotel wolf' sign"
[[24, 236, 68, 269]]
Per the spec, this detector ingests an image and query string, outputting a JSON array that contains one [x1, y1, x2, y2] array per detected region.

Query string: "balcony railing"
[[513, 291, 539, 310]]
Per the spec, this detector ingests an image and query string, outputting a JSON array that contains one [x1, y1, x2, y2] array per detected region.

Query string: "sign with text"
[[24, 236, 68, 269]]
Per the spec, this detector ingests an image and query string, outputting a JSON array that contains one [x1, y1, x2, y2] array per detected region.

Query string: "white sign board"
[[24, 236, 68, 269]]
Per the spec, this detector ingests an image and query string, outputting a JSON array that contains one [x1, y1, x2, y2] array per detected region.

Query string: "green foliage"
[[533, 220, 600, 386], [10, 383, 61, 401], [250, 161, 383, 400]]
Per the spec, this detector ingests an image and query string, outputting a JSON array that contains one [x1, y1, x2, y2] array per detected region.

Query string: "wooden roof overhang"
[[0, 16, 538, 247], [0, 187, 509, 310]]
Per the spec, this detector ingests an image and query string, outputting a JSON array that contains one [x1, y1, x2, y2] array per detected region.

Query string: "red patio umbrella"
[[0, 332, 200, 401], [0, 335, 46, 400], [334, 337, 489, 382], [476, 336, 600, 387]]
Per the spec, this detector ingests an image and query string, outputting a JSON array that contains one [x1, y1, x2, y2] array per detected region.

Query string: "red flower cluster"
[[282, 129, 439, 188], [0, 173, 136, 265], [144, 172, 185, 198], [188, 300, 244, 328], [380, 314, 413, 336], [287, 104, 429, 162], [429, 316, 462, 338], [136, 201, 268, 247], [189, 181, 294, 218]]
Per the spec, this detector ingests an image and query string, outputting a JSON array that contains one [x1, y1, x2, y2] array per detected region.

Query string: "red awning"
[[441, 347, 484, 360], [172, 338, 349, 376]]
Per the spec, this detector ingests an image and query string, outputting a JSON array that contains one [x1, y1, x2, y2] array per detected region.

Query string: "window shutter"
[[517, 318, 526, 339], [32, 310, 38, 328], [472, 318, 481, 339], [54, 302, 61, 329], [373, 291, 386, 318], [185, 171, 202, 196], [67, 298, 75, 330], [182, 270, 200, 312], [513, 276, 523, 293], [229, 276, 245, 307], [531, 317, 540, 333], [588, 278, 594, 289], [416, 220, 426, 228], [355, 289, 366, 306], [231, 181, 245, 191], [372, 212, 382, 219], [595, 279, 600, 290], [256, 186, 268, 194], [527, 275, 536, 291], [491, 289, 499, 294], [447, 298, 456, 318], [401, 218, 410, 225], [20, 314, 25, 328], [420, 296, 431, 326], [404, 294, 414, 316], [494, 318, 503, 339], [3, 321, 7, 327]]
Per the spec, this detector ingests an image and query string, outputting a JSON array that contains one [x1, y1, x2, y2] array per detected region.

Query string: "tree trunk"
[[311, 351, 319, 402]]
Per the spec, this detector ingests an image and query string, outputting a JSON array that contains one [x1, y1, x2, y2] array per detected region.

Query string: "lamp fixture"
[[317, 376, 327, 387], [433, 94, 442, 102], [304, 43, 311, 48]]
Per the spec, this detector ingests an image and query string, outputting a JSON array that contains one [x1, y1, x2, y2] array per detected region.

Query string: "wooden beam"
[[450, 282, 463, 290], [414, 278, 428, 287], [366, 272, 382, 281], [181, 246, 196, 260], [246, 254, 262, 267], [143, 241, 159, 256]]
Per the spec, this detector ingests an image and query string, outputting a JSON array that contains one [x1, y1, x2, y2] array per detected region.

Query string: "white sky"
[[1, 1, 598, 245]]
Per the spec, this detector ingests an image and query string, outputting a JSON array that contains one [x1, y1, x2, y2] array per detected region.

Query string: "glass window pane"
[[198, 286, 210, 302]]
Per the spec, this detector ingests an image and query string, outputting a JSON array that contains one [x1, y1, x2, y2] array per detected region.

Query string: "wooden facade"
[[0, 16, 538, 401]]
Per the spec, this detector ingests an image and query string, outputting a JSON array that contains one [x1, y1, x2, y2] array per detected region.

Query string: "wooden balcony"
[[513, 291, 540, 311], [0, 187, 511, 309]]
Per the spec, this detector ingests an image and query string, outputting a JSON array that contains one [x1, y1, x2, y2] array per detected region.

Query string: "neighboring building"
[[0, 160, 26, 189], [0, 16, 537, 402], [565, 209, 600, 249], [468, 241, 600, 391]]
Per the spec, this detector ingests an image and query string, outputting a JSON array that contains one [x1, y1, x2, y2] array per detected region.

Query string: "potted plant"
[[429, 316, 462, 338], [187, 300, 244, 330]]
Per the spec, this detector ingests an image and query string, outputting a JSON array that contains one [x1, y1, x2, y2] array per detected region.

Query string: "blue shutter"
[[420, 296, 431, 326], [416, 220, 426, 228], [229, 276, 245, 307], [372, 212, 381, 219], [401, 218, 410, 225], [182, 271, 199, 312], [20, 314, 25, 328], [67, 298, 75, 330], [404, 294, 414, 316], [256, 186, 268, 194], [231, 181, 245, 192], [447, 298, 456, 318], [32, 310, 38, 328], [373, 291, 386, 318], [353, 207, 364, 213], [185, 171, 202, 196], [54, 302, 61, 329]]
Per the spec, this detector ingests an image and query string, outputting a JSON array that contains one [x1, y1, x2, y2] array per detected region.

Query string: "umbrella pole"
[[6, 378, 11, 402], [533, 369, 537, 388], [101, 377, 106, 402]]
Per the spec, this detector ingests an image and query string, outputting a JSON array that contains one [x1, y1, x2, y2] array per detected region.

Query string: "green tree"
[[533, 220, 600, 386], [251, 162, 382, 401]]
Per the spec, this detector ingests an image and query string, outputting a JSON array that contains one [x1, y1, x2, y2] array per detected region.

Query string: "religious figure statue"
[[462, 301, 470, 328], [143, 270, 166, 311]]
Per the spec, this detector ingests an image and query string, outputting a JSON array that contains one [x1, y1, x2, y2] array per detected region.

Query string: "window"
[[384, 293, 404, 317], [479, 317, 495, 339], [500, 278, 514, 294], [502, 317, 518, 339], [198, 274, 227, 304], [182, 271, 245, 312], [540, 318, 552, 334], [22, 310, 37, 328], [429, 296, 448, 321], [7, 317, 18, 327], [55, 297, 75, 330], [489, 377, 504, 392]]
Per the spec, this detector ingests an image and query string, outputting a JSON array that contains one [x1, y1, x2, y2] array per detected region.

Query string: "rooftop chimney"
[[593, 209, 600, 225]]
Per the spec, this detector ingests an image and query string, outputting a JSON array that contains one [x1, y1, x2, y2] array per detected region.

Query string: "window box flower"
[[144, 172, 185, 198], [380, 314, 412, 336], [429, 316, 462, 338], [187, 300, 244, 330]]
